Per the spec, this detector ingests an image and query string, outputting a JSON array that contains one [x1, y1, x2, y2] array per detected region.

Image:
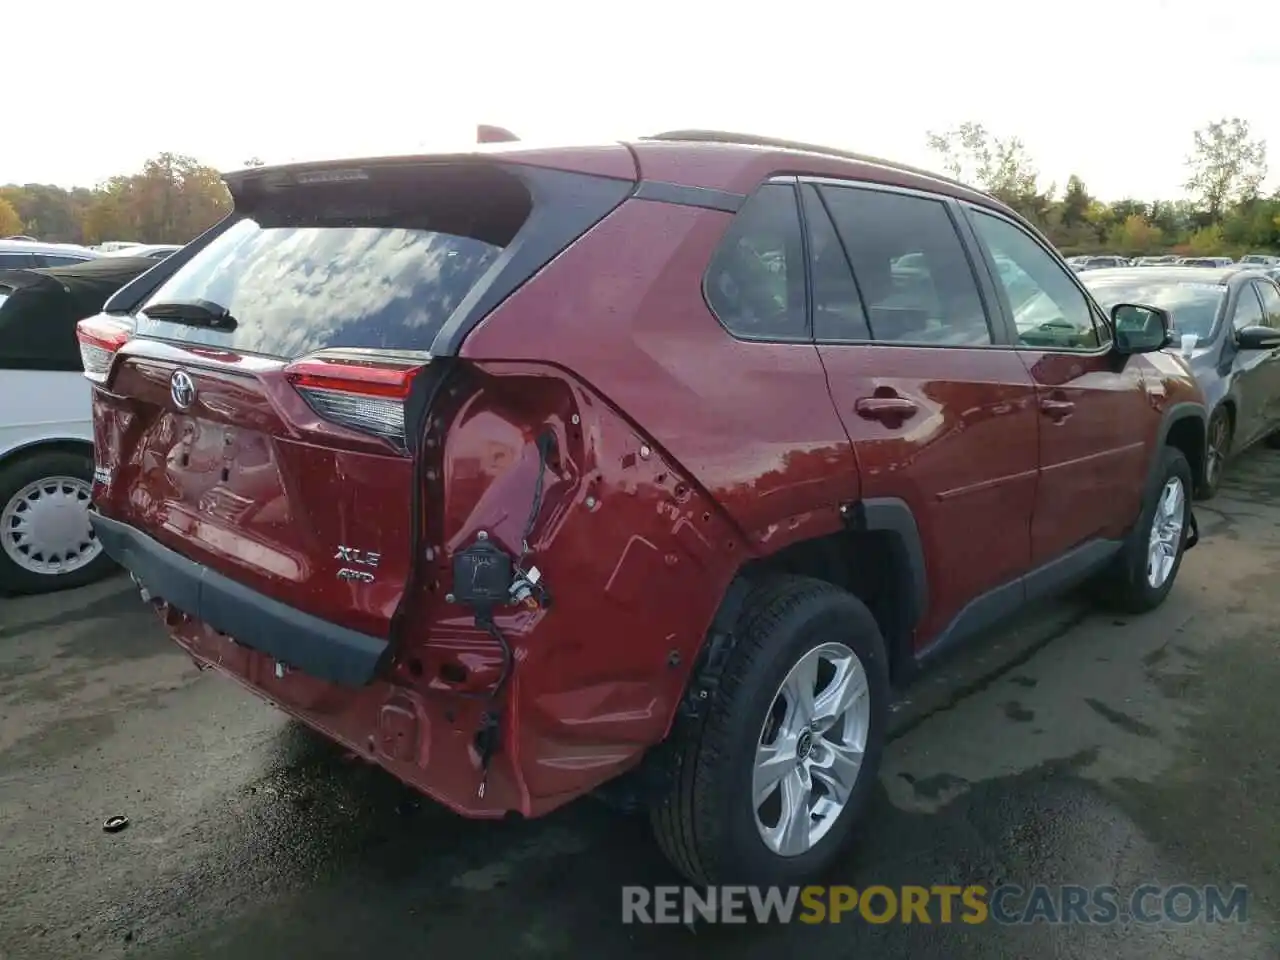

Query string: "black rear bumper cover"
[[92, 514, 389, 686]]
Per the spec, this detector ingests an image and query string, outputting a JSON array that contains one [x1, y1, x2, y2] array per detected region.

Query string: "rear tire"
[[649, 576, 889, 885], [0, 450, 115, 596], [1098, 446, 1193, 614]]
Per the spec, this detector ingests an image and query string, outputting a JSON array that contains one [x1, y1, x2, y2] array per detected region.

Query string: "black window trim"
[[958, 202, 1114, 358], [796, 175, 1007, 350], [700, 175, 813, 345]]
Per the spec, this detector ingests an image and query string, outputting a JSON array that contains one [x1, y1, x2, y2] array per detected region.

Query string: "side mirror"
[[1111, 303, 1172, 354], [1234, 325, 1280, 351]]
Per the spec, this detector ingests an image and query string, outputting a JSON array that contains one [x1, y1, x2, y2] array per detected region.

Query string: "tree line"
[[926, 117, 1274, 257], [0, 121, 1274, 258], [0, 153, 243, 246]]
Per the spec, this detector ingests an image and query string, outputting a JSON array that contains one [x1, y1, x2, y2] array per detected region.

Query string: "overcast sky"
[[6, 0, 1276, 202]]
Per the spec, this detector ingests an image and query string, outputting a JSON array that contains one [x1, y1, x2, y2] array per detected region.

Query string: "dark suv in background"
[[1083, 264, 1280, 498], [79, 131, 1205, 885]]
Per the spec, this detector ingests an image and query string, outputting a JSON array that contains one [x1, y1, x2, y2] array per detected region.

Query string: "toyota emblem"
[[170, 370, 197, 409]]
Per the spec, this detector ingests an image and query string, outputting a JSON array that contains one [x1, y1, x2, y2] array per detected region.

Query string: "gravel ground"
[[1, 449, 1278, 959]]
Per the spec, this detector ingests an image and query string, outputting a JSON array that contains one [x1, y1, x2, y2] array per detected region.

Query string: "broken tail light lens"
[[284, 352, 427, 449], [75, 315, 133, 384]]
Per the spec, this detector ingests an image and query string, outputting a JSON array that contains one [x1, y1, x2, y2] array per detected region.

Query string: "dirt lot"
[[2, 450, 1279, 959]]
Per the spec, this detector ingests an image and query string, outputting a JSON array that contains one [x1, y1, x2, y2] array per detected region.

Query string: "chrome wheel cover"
[[1, 475, 101, 576]]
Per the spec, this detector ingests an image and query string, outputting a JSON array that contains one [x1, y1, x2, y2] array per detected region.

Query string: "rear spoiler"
[[477, 125, 519, 143]]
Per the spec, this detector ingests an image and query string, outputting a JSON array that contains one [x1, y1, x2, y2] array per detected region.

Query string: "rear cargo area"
[[86, 152, 637, 681]]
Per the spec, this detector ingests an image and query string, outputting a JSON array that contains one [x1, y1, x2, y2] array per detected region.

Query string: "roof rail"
[[643, 129, 982, 195]]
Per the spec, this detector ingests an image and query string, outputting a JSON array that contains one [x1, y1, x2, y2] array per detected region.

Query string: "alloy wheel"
[[1146, 476, 1186, 589], [752, 641, 871, 857]]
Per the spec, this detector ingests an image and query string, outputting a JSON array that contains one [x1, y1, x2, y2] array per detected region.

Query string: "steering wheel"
[[1036, 318, 1074, 331]]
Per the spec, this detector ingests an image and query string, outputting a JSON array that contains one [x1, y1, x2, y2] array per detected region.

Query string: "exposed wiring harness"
[[454, 427, 557, 798]]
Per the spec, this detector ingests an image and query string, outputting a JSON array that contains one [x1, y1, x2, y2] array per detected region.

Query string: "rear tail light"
[[75, 315, 133, 383], [284, 352, 426, 449]]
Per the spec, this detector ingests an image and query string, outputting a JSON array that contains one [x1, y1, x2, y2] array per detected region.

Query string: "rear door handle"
[[1039, 398, 1075, 420], [854, 397, 919, 422]]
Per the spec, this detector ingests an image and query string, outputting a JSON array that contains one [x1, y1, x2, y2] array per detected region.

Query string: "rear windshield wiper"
[[143, 299, 238, 332]]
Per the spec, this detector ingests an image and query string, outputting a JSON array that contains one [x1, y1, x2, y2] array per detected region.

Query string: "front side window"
[[1232, 284, 1265, 330], [1252, 281, 1280, 329], [705, 183, 807, 340], [818, 185, 992, 346], [972, 211, 1100, 350]]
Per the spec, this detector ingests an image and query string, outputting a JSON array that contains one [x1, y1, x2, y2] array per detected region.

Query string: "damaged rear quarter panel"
[[448, 197, 858, 804], [399, 361, 744, 805]]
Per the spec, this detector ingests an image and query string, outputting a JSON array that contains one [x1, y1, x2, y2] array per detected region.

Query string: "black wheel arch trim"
[[843, 497, 928, 633], [1154, 401, 1208, 488], [0, 437, 95, 468]]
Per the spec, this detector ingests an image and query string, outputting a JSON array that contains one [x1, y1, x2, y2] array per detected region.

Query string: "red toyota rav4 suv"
[[78, 131, 1205, 886]]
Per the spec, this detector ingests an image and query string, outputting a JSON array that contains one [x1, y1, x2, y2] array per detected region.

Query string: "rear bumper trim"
[[92, 514, 389, 686]]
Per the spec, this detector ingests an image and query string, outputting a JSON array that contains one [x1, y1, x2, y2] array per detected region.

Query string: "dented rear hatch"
[[83, 154, 634, 683]]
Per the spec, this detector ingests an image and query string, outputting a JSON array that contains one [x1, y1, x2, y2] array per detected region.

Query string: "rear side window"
[[0, 253, 36, 269], [801, 185, 872, 342], [704, 183, 807, 341], [817, 185, 992, 346], [133, 164, 533, 359], [37, 255, 90, 267]]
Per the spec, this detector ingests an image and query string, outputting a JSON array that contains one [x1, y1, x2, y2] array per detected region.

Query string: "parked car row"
[[1068, 252, 1280, 272], [62, 130, 1211, 888]]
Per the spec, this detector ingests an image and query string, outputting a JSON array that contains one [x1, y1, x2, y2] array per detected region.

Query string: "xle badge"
[[335, 545, 381, 583]]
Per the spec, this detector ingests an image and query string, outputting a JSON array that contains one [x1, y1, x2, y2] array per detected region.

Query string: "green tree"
[[925, 122, 1050, 226], [1185, 118, 1267, 219], [0, 184, 89, 242], [1059, 175, 1093, 227], [925, 122, 1039, 197], [1108, 214, 1163, 254], [1186, 224, 1225, 255], [78, 153, 231, 244], [0, 197, 22, 236]]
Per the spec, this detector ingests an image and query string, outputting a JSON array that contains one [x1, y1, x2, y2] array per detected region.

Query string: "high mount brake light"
[[284, 355, 425, 449], [75, 315, 133, 384]]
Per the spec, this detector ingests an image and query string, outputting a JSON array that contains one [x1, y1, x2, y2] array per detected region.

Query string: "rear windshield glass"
[[133, 164, 532, 358], [1083, 276, 1226, 340]]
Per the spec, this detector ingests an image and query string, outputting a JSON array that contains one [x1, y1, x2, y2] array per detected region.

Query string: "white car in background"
[[101, 243, 182, 261], [0, 255, 157, 594], [0, 238, 99, 269]]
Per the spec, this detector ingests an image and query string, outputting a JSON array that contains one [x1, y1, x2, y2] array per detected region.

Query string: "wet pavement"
[[2, 451, 1279, 959]]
